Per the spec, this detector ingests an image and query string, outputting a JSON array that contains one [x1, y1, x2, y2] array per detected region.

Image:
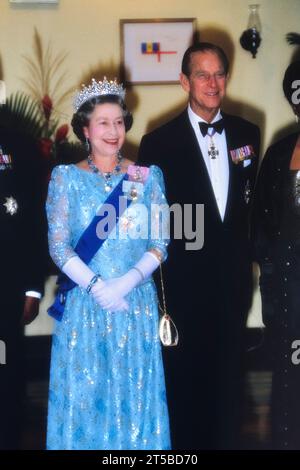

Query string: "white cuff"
[[25, 291, 42, 299]]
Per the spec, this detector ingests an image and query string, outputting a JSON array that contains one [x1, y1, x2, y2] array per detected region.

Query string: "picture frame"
[[9, 0, 58, 4], [120, 18, 196, 85]]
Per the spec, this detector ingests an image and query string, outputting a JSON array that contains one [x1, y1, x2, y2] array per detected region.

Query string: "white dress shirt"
[[188, 105, 229, 221]]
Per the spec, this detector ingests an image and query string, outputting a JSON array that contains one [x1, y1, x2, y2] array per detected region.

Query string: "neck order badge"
[[207, 129, 219, 159]]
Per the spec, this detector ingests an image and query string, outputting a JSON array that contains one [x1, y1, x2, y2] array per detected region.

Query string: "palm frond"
[[0, 92, 43, 139], [51, 72, 69, 100], [48, 118, 60, 137], [55, 87, 75, 109], [33, 28, 44, 72], [19, 78, 41, 101], [22, 28, 72, 115], [43, 42, 53, 95], [22, 55, 43, 84], [48, 52, 68, 85]]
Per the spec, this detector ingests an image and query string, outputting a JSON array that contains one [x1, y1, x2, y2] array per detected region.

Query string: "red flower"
[[55, 124, 69, 143], [38, 137, 53, 160], [42, 95, 53, 121]]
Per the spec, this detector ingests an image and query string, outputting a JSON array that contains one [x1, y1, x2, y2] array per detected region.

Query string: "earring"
[[295, 114, 299, 124], [85, 137, 90, 153]]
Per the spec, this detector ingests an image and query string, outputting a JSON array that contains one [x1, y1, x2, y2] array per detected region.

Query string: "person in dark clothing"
[[0, 98, 46, 449], [252, 60, 300, 450], [138, 42, 260, 449]]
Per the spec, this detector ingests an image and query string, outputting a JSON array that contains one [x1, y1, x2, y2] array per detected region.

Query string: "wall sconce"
[[240, 4, 262, 58]]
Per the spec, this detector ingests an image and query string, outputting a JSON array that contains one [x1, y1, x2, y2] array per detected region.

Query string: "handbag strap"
[[159, 263, 169, 318]]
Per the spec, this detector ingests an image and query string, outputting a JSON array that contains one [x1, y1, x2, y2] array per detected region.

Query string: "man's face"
[[180, 51, 228, 122]]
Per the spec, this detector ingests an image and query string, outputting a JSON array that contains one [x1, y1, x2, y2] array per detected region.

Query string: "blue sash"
[[48, 173, 131, 321]]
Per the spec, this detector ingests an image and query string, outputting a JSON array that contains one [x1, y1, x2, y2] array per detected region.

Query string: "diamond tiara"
[[73, 77, 126, 112]]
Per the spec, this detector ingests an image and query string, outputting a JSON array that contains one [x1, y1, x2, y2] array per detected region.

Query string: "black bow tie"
[[199, 119, 224, 137]]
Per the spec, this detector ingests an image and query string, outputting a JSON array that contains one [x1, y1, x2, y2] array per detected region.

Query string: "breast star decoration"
[[3, 196, 18, 215]]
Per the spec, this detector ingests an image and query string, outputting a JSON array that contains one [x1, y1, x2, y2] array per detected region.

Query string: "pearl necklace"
[[87, 153, 123, 192]]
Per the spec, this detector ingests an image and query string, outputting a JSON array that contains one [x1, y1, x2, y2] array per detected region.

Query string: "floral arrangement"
[[37, 94, 69, 161], [20, 28, 74, 162], [0, 29, 87, 181]]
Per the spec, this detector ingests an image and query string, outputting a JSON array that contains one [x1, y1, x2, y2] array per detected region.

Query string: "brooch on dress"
[[3, 196, 18, 215], [230, 145, 255, 165], [123, 165, 149, 201]]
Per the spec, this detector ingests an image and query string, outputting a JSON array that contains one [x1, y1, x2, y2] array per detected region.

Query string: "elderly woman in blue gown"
[[46, 78, 171, 450]]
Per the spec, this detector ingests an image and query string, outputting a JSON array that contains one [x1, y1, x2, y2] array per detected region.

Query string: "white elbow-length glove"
[[62, 256, 100, 289], [91, 251, 160, 311], [62, 256, 129, 312]]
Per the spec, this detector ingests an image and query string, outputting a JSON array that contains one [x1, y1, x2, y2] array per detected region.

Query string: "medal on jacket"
[[207, 129, 219, 159], [3, 196, 18, 215], [230, 145, 254, 164], [0, 146, 12, 170]]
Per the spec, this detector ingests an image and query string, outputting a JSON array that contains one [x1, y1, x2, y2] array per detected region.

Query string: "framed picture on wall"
[[120, 18, 196, 85], [9, 0, 58, 4]]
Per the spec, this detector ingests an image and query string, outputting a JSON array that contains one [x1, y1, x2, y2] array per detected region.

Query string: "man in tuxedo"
[[0, 113, 46, 448], [138, 43, 260, 449]]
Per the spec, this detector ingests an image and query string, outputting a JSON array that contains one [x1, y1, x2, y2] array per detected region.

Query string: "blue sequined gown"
[[46, 164, 171, 450]]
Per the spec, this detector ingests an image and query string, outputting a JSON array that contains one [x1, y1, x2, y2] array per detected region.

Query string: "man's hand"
[[22, 296, 40, 325]]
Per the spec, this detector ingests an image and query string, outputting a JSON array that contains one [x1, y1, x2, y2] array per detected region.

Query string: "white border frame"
[[120, 18, 196, 85], [9, 0, 58, 4]]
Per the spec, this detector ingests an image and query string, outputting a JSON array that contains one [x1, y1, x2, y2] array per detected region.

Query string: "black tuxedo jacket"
[[0, 128, 46, 322], [0, 127, 47, 450], [138, 109, 260, 335], [138, 109, 260, 449]]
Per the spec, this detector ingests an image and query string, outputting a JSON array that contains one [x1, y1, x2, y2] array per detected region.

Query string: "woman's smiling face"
[[84, 102, 125, 157]]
